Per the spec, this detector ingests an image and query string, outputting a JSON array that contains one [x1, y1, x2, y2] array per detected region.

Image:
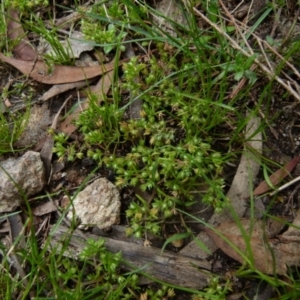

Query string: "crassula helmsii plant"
[[53, 40, 231, 238]]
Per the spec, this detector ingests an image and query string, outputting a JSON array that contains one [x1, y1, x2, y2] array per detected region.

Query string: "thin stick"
[[270, 175, 300, 196], [257, 38, 273, 73]]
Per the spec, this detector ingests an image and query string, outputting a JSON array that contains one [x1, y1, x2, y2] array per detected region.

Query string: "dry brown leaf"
[[7, 213, 30, 293], [32, 201, 58, 216], [0, 52, 123, 84], [253, 156, 300, 196], [88, 67, 114, 98], [210, 116, 263, 225], [40, 80, 94, 101], [59, 69, 114, 134], [275, 238, 300, 269], [207, 217, 300, 275], [7, 9, 37, 60], [57, 103, 84, 135]]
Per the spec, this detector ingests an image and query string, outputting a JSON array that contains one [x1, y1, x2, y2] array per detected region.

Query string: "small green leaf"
[[234, 70, 244, 81], [262, 165, 275, 190]]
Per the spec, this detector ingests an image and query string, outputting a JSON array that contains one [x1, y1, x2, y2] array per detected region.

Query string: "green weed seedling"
[[80, 1, 148, 54]]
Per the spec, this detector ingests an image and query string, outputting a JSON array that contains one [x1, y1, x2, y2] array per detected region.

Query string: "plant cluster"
[[54, 41, 231, 238], [4, 0, 48, 12], [79, 238, 175, 299], [81, 1, 148, 54]]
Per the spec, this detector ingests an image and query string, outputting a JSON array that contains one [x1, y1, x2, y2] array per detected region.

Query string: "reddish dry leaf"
[[253, 156, 300, 196], [207, 218, 300, 275], [7, 9, 38, 60], [0, 52, 123, 84]]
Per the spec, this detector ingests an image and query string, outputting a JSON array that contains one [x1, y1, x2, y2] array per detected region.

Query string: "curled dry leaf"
[[40, 80, 94, 101], [0, 52, 123, 84]]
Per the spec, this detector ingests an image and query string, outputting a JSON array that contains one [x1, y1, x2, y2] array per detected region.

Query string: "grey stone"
[[14, 103, 53, 148], [67, 178, 121, 229], [0, 151, 46, 212]]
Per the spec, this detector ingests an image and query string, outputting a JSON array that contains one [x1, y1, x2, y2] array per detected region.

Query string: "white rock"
[[0, 151, 46, 212], [67, 178, 121, 229]]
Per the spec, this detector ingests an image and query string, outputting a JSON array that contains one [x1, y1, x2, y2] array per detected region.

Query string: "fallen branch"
[[46, 224, 212, 289]]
